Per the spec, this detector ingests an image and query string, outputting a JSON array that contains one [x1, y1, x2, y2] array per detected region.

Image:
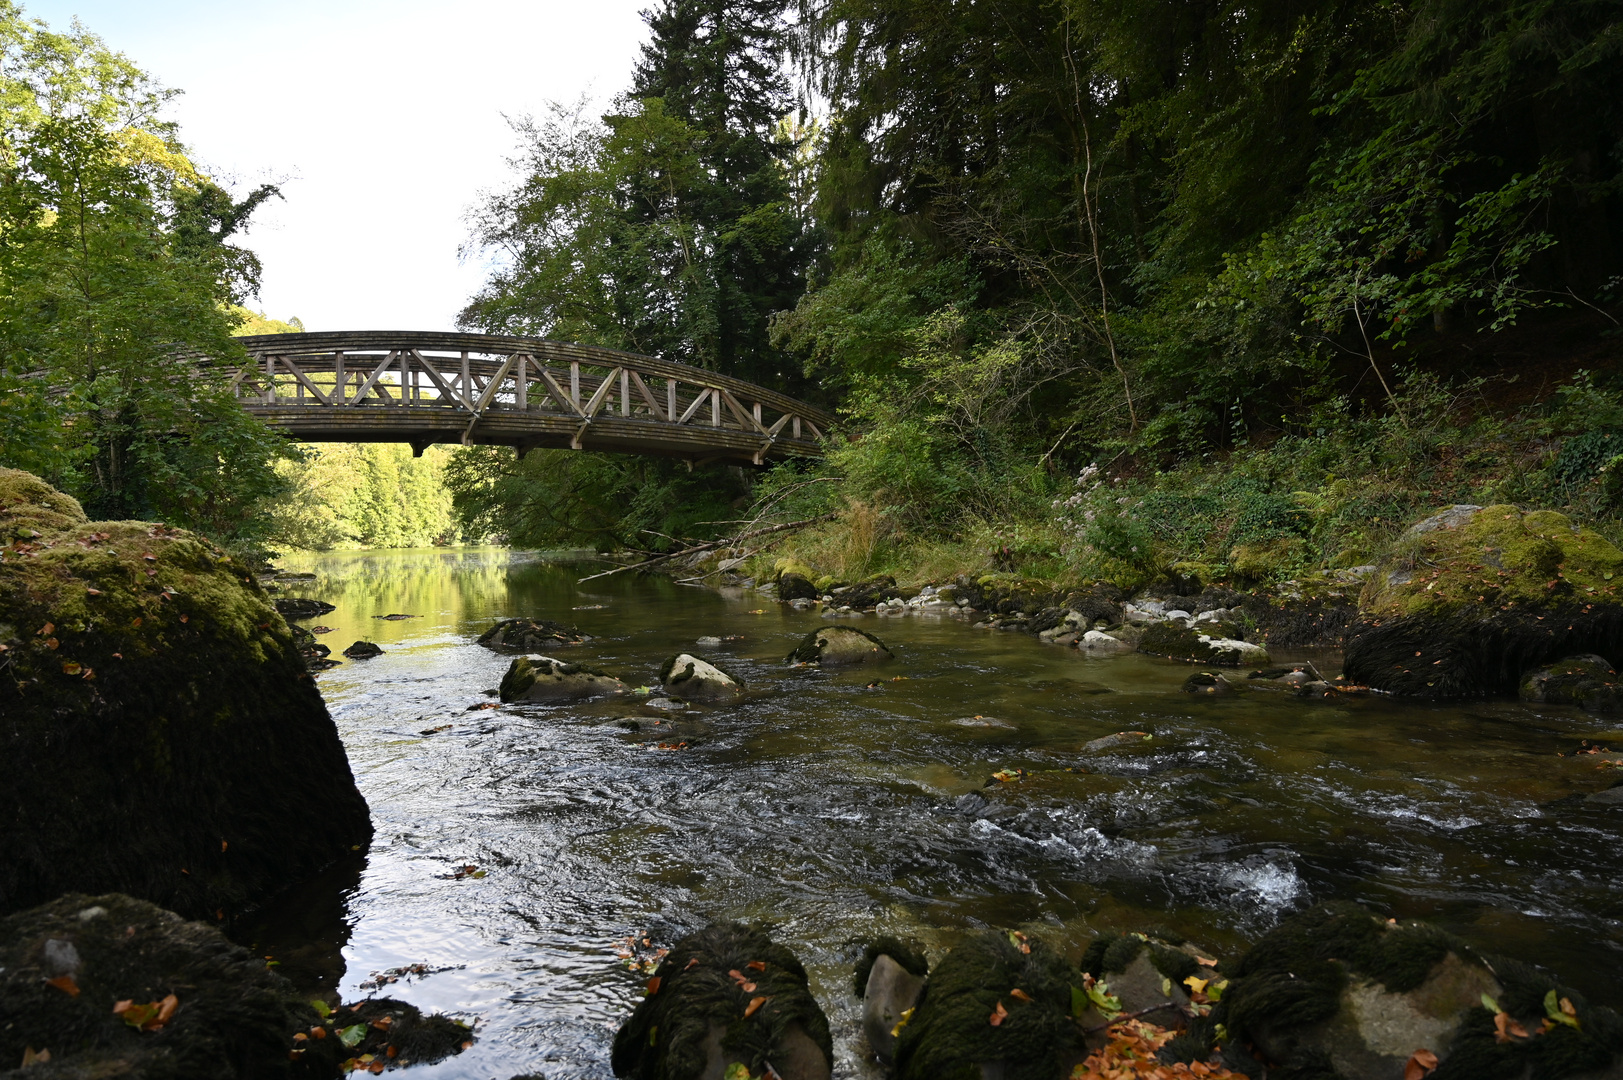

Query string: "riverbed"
[[241, 548, 1623, 1079]]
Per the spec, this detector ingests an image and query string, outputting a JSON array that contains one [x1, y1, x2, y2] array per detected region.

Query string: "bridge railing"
[[219, 332, 832, 463]]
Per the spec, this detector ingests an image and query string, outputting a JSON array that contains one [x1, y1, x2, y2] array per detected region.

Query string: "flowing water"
[[239, 548, 1623, 1079]]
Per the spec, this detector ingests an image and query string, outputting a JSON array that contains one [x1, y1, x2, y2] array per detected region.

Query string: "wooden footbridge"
[[221, 332, 832, 464]]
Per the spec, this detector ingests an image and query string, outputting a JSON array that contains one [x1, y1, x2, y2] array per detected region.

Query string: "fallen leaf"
[[86, 588, 101, 596], [684, 957, 700, 971], [1010, 988, 1034, 1003], [646, 977, 662, 995], [293, 1033, 309, 1042], [1196, 956, 1219, 967], [746, 960, 766, 971], [221, 840, 228, 852], [990, 1000, 1008, 1027], [337, 1024, 367, 1048], [20, 1048, 50, 1066], [61, 661, 81, 676], [45, 637, 58, 649], [142, 553, 156, 561], [38, 622, 53, 635], [1404, 1049, 1439, 1080], [1494, 1011, 1530, 1043], [744, 995, 768, 1018], [44, 975, 79, 997]]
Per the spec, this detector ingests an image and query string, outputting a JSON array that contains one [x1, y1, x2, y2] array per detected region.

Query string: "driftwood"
[[575, 514, 837, 584]]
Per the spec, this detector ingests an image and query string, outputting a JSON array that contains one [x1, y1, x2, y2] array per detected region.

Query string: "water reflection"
[[248, 548, 1623, 1080]]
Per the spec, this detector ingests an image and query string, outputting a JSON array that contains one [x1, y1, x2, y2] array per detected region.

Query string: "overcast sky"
[[22, 0, 651, 331]]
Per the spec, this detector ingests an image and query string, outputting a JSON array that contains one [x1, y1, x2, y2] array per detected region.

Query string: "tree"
[[0, 4, 286, 541]]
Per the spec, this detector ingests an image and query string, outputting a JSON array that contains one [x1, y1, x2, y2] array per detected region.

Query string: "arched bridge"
[[223, 331, 833, 465]]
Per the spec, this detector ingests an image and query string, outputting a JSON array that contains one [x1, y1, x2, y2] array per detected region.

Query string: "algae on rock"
[[0, 468, 372, 922]]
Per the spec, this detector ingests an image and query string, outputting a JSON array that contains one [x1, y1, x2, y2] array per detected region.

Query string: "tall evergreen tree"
[[629, 0, 814, 390]]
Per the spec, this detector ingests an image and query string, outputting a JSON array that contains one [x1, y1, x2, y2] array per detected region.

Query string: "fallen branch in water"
[[575, 514, 837, 584]]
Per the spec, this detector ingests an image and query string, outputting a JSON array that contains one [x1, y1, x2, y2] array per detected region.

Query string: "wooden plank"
[[280, 356, 334, 406], [516, 355, 528, 411], [620, 368, 629, 417], [334, 352, 346, 404], [570, 360, 580, 409], [537, 367, 586, 416], [629, 370, 667, 420], [409, 349, 468, 409], [721, 390, 769, 435], [667, 378, 677, 420], [581, 368, 620, 417], [767, 412, 791, 437], [349, 351, 398, 404], [470, 355, 517, 413], [676, 387, 713, 425]]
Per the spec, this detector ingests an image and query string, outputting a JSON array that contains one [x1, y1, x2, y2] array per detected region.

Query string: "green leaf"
[[337, 1024, 367, 1048], [310, 999, 332, 1019], [1481, 993, 1500, 1014], [1544, 989, 1581, 1029], [724, 1065, 753, 1080], [1071, 985, 1087, 1018], [1087, 981, 1123, 1017]]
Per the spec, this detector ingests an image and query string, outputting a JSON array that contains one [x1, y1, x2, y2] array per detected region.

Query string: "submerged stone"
[[499, 655, 626, 702], [1520, 653, 1621, 709], [0, 468, 371, 922], [342, 640, 384, 659], [273, 596, 335, 618], [785, 625, 894, 665]]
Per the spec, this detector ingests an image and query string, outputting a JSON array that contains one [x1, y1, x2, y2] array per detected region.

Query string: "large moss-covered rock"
[[1344, 505, 1623, 698], [1208, 902, 1623, 1080], [785, 625, 894, 666], [0, 469, 371, 922], [892, 930, 1089, 1080], [659, 653, 744, 703], [1137, 622, 1269, 666], [611, 923, 832, 1080], [476, 617, 588, 653], [0, 892, 469, 1079], [498, 654, 626, 702]]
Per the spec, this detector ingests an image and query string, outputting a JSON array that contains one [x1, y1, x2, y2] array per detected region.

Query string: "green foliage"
[[259, 444, 459, 552], [0, 6, 285, 545], [443, 445, 748, 551]]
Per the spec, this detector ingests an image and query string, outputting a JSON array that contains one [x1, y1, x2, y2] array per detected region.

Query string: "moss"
[[1361, 505, 1623, 620], [894, 930, 1085, 1080], [0, 470, 371, 922], [772, 557, 821, 583], [1137, 623, 1260, 666], [1429, 958, 1623, 1080], [853, 936, 929, 996], [0, 468, 87, 538], [610, 923, 832, 1080], [1213, 904, 1471, 1048], [1080, 932, 1203, 987], [1229, 538, 1306, 580]]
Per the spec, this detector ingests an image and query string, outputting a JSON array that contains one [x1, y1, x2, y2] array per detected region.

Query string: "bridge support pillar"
[[408, 438, 432, 458]]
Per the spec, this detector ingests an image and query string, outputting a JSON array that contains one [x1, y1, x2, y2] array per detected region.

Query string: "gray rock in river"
[[659, 653, 744, 703], [856, 939, 929, 1066], [499, 655, 627, 703], [1183, 671, 1235, 695], [342, 640, 384, 659], [785, 625, 894, 665]]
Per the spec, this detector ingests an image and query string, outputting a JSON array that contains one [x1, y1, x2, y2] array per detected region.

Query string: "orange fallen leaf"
[[684, 957, 700, 971], [157, 994, 178, 1024], [1196, 956, 1219, 967], [1404, 1048, 1438, 1080], [646, 977, 662, 995], [45, 975, 79, 996], [746, 960, 766, 971], [312, 1027, 326, 1039], [1494, 1011, 1530, 1043], [293, 1033, 309, 1042], [386, 1046, 398, 1058], [369, 1062, 384, 1074], [38, 622, 53, 635], [990, 1001, 1008, 1026], [1010, 988, 1034, 1003], [744, 996, 768, 1018]]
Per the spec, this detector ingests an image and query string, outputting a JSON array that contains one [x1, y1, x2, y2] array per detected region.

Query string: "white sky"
[[22, 0, 651, 331]]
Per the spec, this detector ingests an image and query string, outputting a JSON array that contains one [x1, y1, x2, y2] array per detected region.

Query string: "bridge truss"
[[224, 331, 833, 465]]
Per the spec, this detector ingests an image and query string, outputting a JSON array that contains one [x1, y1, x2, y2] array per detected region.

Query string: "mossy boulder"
[[893, 930, 1089, 1080], [1519, 654, 1622, 711], [0, 892, 469, 1078], [1344, 505, 1623, 698], [776, 572, 819, 602], [1137, 622, 1269, 666], [659, 653, 745, 703], [0, 469, 371, 922], [476, 617, 588, 653], [785, 625, 894, 665], [498, 655, 626, 702], [610, 922, 832, 1080], [1079, 931, 1217, 1026], [1209, 902, 1623, 1080], [1228, 537, 1306, 580]]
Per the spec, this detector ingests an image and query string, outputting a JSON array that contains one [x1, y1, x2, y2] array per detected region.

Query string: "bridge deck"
[[222, 332, 833, 464]]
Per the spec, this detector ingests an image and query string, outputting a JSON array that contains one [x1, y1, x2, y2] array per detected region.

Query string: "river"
[[238, 547, 1623, 1079]]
